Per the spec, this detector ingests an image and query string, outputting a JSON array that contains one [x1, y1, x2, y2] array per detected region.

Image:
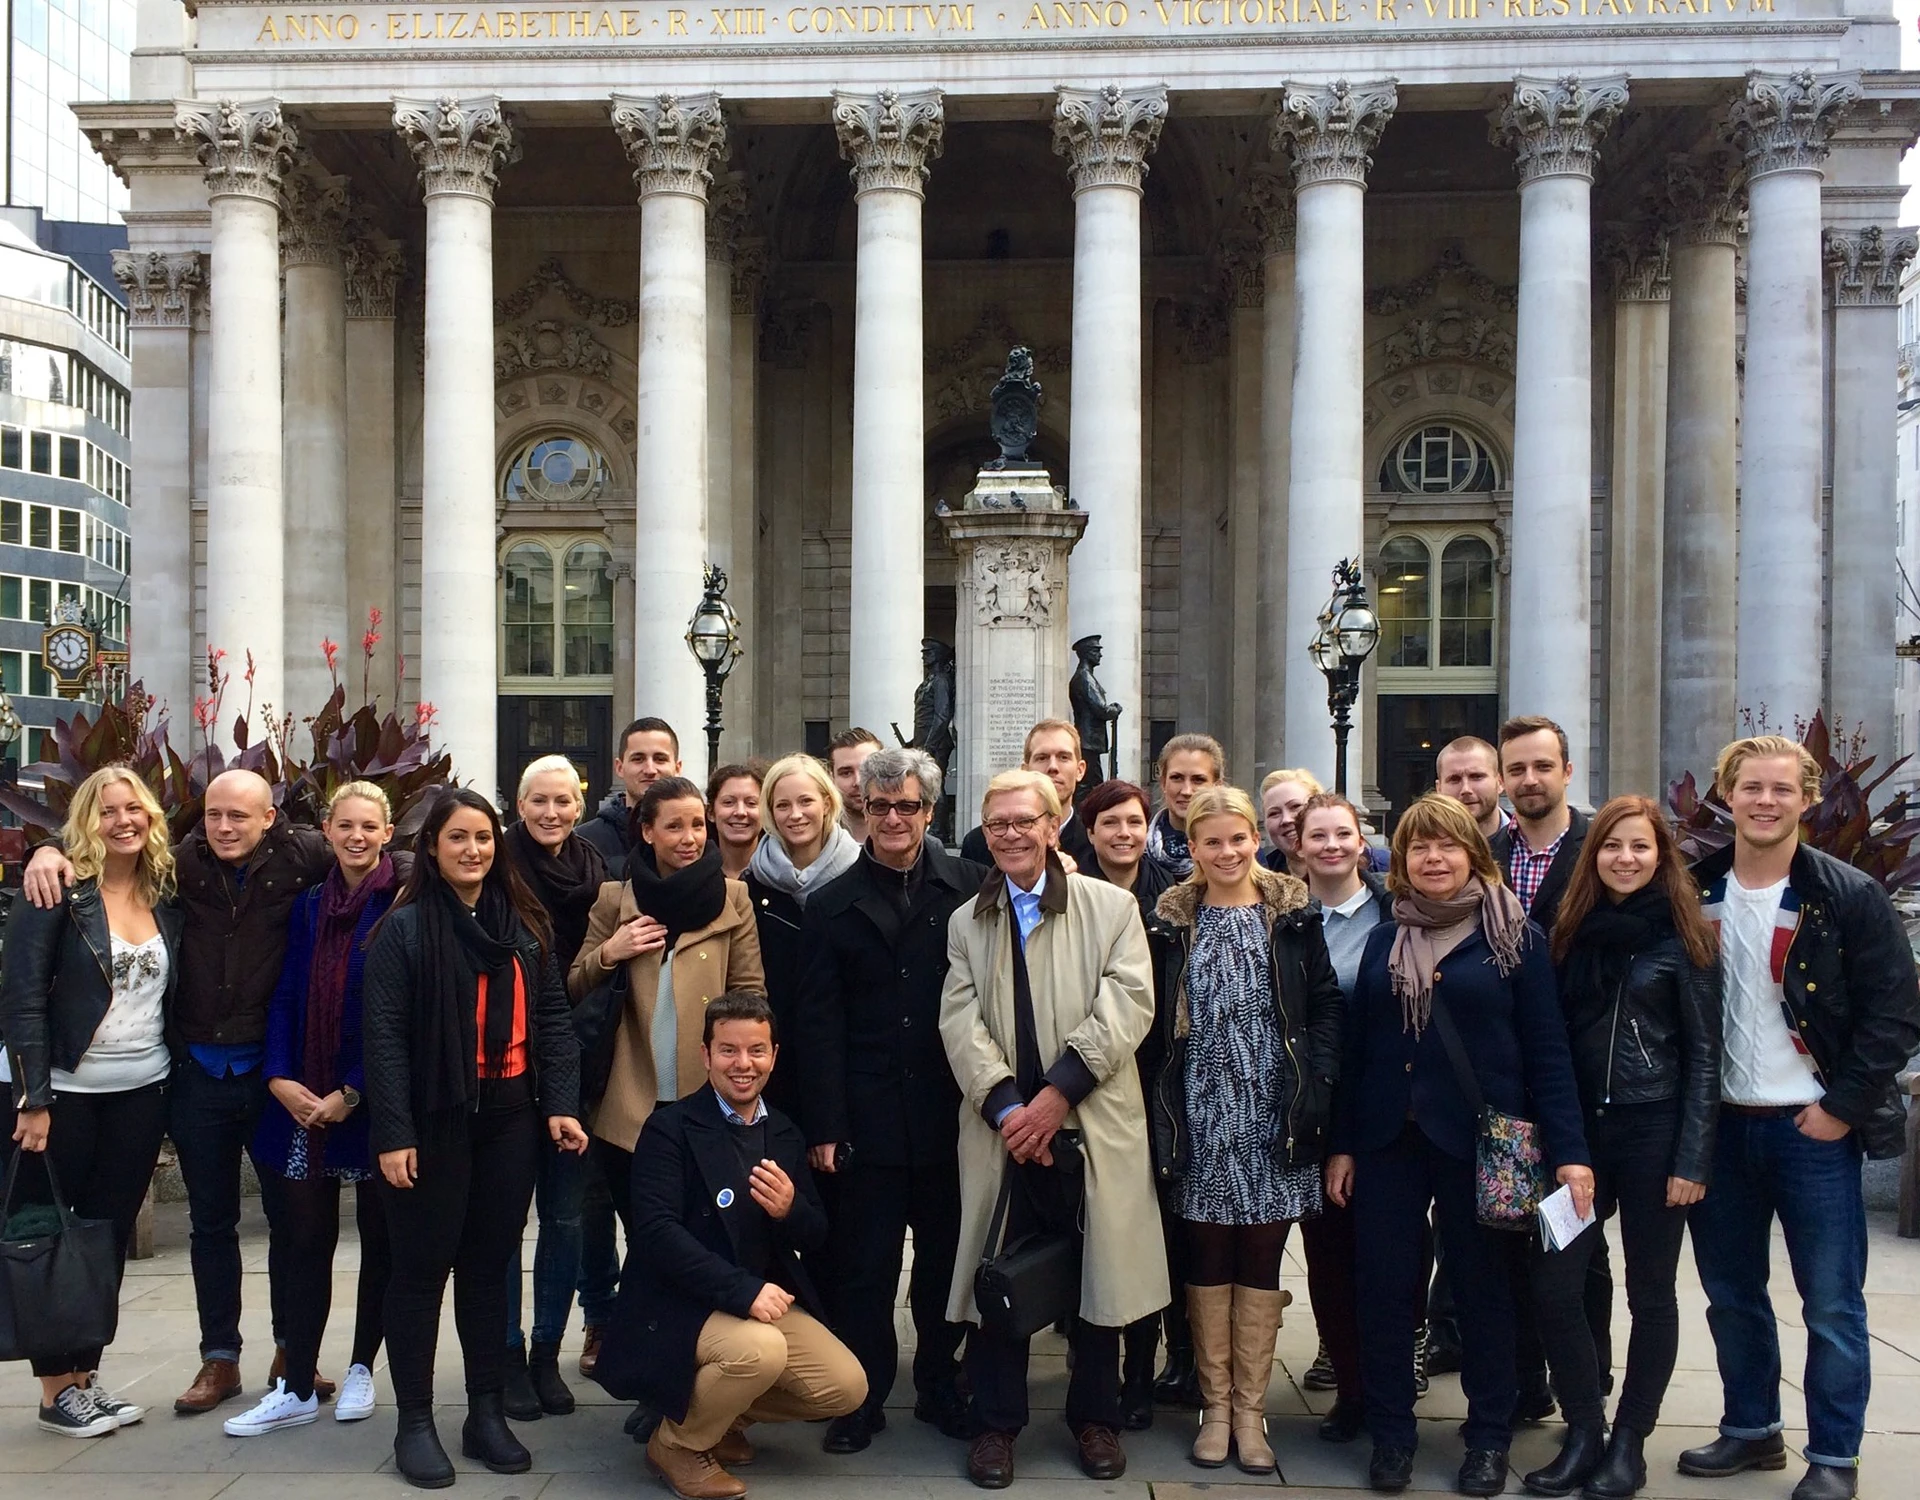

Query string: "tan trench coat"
[[937, 864, 1168, 1329], [568, 878, 766, 1151]]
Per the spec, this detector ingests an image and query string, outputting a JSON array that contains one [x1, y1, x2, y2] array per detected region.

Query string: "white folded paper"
[[1537, 1183, 1597, 1252]]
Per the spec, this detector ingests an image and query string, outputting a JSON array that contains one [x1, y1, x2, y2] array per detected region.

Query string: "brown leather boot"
[[265, 1347, 334, 1401], [646, 1429, 748, 1499], [174, 1358, 242, 1414], [1186, 1283, 1233, 1467], [1229, 1285, 1288, 1474], [711, 1421, 756, 1467], [578, 1326, 603, 1378]]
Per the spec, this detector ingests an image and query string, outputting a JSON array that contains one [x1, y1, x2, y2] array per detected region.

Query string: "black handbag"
[[972, 1137, 1084, 1342], [0, 1150, 120, 1362], [571, 965, 628, 1115]]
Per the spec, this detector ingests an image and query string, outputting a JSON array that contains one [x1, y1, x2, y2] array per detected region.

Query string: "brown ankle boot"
[[174, 1358, 242, 1414], [1229, 1285, 1288, 1474], [646, 1429, 748, 1499], [1186, 1284, 1234, 1468], [265, 1348, 334, 1401]]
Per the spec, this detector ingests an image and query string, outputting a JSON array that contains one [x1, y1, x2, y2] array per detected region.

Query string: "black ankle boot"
[[1523, 1421, 1608, 1496], [463, 1390, 533, 1474], [502, 1342, 542, 1422], [1152, 1304, 1202, 1409], [528, 1340, 575, 1415], [394, 1403, 455, 1490], [1582, 1425, 1647, 1498]]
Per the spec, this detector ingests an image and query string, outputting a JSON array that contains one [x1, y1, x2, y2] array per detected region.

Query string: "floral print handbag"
[[1428, 996, 1550, 1230]]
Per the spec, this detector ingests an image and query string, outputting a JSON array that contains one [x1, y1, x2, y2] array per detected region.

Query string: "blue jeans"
[[505, 1145, 618, 1346], [1689, 1110, 1871, 1467]]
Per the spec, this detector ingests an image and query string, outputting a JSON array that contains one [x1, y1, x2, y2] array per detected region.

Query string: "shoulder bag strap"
[[980, 1164, 1015, 1266], [1424, 988, 1488, 1122]]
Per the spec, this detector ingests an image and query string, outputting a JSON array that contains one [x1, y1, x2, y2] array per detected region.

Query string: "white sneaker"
[[37, 1383, 117, 1438], [334, 1363, 376, 1423], [222, 1379, 320, 1437]]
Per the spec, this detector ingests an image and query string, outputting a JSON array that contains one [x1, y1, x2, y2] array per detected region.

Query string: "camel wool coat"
[[569, 877, 766, 1151], [938, 862, 1167, 1330]]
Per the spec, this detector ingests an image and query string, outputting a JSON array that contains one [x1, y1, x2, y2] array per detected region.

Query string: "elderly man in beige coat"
[[938, 769, 1167, 1491]]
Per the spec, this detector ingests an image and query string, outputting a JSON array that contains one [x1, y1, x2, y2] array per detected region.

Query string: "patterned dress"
[[1179, 902, 1323, 1225]]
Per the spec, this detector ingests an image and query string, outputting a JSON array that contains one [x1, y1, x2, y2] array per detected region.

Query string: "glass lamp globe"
[[1334, 599, 1381, 664]]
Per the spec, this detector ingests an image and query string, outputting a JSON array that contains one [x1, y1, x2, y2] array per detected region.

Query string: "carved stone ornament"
[[974, 542, 1056, 627], [1051, 83, 1168, 194], [1381, 310, 1515, 376], [1492, 74, 1629, 184], [343, 239, 405, 319], [393, 95, 515, 201], [497, 258, 636, 325], [174, 98, 297, 204], [730, 237, 768, 316], [1368, 244, 1517, 317], [279, 169, 350, 268], [1603, 224, 1671, 302], [1220, 235, 1266, 309], [495, 320, 617, 382], [1824, 225, 1919, 308], [1272, 78, 1398, 189], [1654, 150, 1745, 249], [1173, 300, 1229, 363], [112, 249, 205, 328], [1243, 164, 1296, 256], [610, 92, 728, 202], [1727, 69, 1863, 180], [833, 87, 945, 197], [706, 168, 748, 260]]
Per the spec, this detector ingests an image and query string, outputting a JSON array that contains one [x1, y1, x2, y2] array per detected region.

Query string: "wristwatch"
[[340, 1085, 363, 1111]]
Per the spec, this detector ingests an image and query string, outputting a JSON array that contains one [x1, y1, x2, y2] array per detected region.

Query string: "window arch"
[[503, 434, 609, 506], [500, 534, 615, 684], [1375, 527, 1500, 681], [1378, 536, 1432, 668], [1378, 423, 1502, 494], [1439, 536, 1495, 667]]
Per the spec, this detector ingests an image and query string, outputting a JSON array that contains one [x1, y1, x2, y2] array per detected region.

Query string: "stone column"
[[612, 92, 729, 755], [343, 236, 404, 709], [1603, 226, 1670, 798], [834, 87, 944, 742], [111, 248, 203, 725], [731, 238, 766, 751], [1224, 242, 1263, 784], [1656, 153, 1743, 790], [1825, 223, 1917, 755], [395, 95, 514, 798], [1053, 83, 1165, 782], [1728, 69, 1862, 724], [1247, 166, 1294, 777], [705, 169, 749, 758], [1492, 74, 1627, 785], [1274, 79, 1396, 786], [174, 99, 295, 728], [279, 167, 351, 718]]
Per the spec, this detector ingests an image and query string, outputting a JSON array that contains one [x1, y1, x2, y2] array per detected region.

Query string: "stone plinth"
[[941, 465, 1087, 832]]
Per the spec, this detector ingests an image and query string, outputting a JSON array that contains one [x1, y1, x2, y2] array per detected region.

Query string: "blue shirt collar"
[[713, 1086, 768, 1127]]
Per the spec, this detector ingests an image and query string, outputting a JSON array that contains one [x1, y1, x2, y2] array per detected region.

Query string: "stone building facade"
[[79, 2, 1918, 814]]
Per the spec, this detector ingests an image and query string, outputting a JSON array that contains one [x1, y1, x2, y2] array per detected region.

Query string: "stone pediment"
[[1367, 244, 1517, 317], [495, 319, 618, 382], [1368, 245, 1518, 380], [495, 258, 636, 325]]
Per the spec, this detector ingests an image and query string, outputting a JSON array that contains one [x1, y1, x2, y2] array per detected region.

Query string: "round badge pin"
[[716, 1188, 735, 1209]]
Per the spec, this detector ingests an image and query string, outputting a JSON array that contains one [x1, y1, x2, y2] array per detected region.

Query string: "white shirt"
[[1718, 876, 1820, 1107], [54, 932, 172, 1094]]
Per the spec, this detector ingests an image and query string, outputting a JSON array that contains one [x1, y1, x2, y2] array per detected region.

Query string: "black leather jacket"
[[1, 878, 185, 1110], [1558, 932, 1722, 1185]]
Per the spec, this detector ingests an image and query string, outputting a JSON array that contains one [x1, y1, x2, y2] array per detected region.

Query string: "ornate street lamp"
[[1309, 557, 1381, 798], [685, 563, 743, 778]]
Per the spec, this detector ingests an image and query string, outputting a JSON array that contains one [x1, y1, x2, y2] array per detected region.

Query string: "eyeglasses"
[[983, 814, 1049, 838], [865, 798, 928, 822]]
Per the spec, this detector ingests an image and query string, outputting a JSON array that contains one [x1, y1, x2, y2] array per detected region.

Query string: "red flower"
[[414, 701, 438, 730], [192, 696, 216, 731], [322, 638, 340, 672], [243, 650, 257, 684]]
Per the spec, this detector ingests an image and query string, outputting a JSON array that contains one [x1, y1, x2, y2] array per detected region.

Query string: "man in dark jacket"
[[23, 769, 335, 1411], [1682, 737, 1920, 1500], [594, 992, 865, 1500], [960, 719, 1096, 867], [792, 746, 986, 1452], [577, 716, 682, 880]]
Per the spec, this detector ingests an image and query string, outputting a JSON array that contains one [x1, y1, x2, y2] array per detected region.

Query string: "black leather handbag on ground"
[[973, 1133, 1084, 1342], [571, 965, 629, 1115], [0, 1151, 120, 1362]]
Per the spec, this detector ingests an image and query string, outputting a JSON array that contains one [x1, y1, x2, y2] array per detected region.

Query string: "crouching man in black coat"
[[593, 991, 867, 1500]]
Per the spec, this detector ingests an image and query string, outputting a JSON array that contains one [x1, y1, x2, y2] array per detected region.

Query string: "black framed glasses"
[[865, 798, 929, 821]]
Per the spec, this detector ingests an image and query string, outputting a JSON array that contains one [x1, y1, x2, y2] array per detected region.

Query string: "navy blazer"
[[1332, 919, 1589, 1172], [592, 1089, 828, 1422]]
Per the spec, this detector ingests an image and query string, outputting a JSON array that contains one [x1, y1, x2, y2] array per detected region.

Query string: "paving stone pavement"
[[2, 1198, 1916, 1499]]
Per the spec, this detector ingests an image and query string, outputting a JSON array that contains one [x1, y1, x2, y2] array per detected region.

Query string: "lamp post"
[[0, 689, 19, 774], [685, 563, 744, 779], [1309, 558, 1381, 798]]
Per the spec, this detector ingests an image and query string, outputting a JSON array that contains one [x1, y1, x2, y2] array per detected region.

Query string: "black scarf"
[[1564, 884, 1673, 1006], [414, 878, 528, 1103], [505, 821, 607, 970], [627, 840, 727, 947]]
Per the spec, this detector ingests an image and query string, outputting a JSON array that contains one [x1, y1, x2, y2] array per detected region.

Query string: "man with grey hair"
[[791, 746, 988, 1454]]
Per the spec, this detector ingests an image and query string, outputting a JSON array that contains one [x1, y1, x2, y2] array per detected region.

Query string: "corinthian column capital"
[[1051, 83, 1167, 194], [1602, 223, 1670, 302], [1729, 70, 1862, 179], [343, 238, 406, 318], [1272, 78, 1398, 190], [394, 95, 515, 201], [111, 248, 206, 327], [610, 92, 729, 202], [1492, 74, 1629, 184], [1244, 164, 1296, 255], [279, 168, 351, 268], [174, 98, 297, 203], [706, 169, 749, 261], [1654, 150, 1745, 248], [833, 87, 944, 197], [1823, 224, 1918, 307]]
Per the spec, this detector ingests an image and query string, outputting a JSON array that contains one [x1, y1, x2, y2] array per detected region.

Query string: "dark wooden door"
[[497, 696, 613, 811], [1374, 693, 1500, 833]]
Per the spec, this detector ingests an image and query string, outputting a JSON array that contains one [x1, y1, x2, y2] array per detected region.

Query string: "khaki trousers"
[[659, 1307, 869, 1453]]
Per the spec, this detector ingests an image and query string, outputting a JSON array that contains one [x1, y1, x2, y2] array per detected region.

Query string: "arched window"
[[1378, 424, 1501, 494], [501, 533, 617, 684], [1377, 536, 1431, 668], [502, 542, 555, 676], [1439, 536, 1496, 667], [563, 542, 615, 676], [503, 435, 608, 506]]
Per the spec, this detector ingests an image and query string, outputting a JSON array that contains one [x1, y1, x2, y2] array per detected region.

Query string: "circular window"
[[504, 436, 607, 506], [1380, 425, 1500, 494]]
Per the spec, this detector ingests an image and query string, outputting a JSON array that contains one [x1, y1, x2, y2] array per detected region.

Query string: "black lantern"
[[685, 563, 743, 778], [1309, 558, 1381, 798]]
